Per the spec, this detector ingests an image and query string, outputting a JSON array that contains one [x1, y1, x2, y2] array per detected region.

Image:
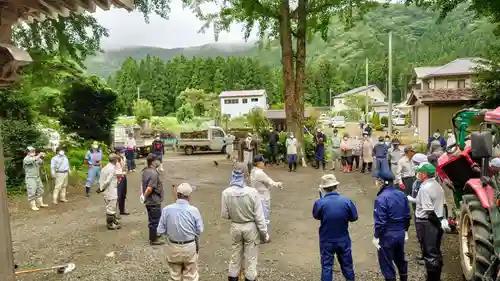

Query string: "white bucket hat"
[[177, 183, 195, 196], [319, 174, 340, 188]]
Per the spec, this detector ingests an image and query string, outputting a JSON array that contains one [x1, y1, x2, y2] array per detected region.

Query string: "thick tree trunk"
[[294, 0, 307, 151], [279, 0, 295, 134]]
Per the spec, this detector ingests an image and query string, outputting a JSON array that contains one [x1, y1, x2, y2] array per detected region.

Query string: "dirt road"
[[10, 154, 461, 281]]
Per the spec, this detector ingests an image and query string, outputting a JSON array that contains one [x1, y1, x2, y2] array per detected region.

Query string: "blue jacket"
[[373, 185, 411, 239], [313, 192, 358, 242], [373, 142, 388, 159], [426, 136, 446, 150]]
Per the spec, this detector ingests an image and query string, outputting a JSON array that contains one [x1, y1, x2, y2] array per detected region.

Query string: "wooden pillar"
[[0, 23, 17, 281]]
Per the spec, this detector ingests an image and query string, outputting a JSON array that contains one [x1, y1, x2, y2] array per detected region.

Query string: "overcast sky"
[[94, 1, 255, 50]]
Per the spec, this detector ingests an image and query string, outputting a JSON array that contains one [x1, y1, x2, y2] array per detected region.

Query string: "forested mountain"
[[104, 4, 499, 115]]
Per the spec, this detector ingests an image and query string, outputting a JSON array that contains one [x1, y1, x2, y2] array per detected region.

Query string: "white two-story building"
[[219, 89, 268, 118]]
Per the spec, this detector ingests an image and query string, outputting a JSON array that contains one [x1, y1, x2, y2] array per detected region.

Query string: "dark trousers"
[[361, 162, 373, 172], [268, 145, 278, 164], [352, 155, 360, 169], [341, 156, 353, 166], [146, 204, 162, 241], [117, 176, 127, 213], [320, 238, 355, 281], [402, 176, 415, 196], [125, 150, 135, 170], [416, 219, 443, 280], [412, 204, 424, 258], [287, 154, 297, 171], [378, 232, 408, 280]]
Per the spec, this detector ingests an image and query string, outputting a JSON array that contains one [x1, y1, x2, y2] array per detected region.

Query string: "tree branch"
[[249, 0, 280, 20]]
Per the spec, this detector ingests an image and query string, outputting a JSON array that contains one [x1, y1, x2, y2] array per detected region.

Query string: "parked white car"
[[392, 114, 406, 126], [330, 116, 346, 128]]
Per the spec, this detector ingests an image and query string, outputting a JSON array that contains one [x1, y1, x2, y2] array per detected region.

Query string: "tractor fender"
[[464, 178, 496, 208]]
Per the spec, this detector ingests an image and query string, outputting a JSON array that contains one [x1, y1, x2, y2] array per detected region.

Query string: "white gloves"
[[140, 194, 145, 204], [441, 219, 451, 232], [372, 237, 380, 250], [263, 233, 270, 243], [406, 195, 416, 203], [405, 232, 408, 242], [275, 182, 284, 190]]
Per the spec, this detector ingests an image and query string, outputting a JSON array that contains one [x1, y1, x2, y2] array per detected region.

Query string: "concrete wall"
[[220, 95, 267, 118], [415, 105, 429, 141]]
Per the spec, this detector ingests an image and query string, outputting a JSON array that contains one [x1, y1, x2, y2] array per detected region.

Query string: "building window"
[[242, 98, 248, 104], [339, 100, 342, 104], [224, 99, 239, 104], [251, 98, 258, 102], [458, 79, 466, 89]]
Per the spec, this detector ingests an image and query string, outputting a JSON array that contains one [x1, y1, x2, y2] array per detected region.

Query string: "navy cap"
[[376, 169, 394, 181], [253, 154, 266, 164]]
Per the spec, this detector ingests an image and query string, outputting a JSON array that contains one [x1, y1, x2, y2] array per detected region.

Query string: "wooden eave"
[[1, 0, 134, 25]]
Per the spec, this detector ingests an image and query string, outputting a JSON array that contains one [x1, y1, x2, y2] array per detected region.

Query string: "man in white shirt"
[[96, 154, 121, 230]]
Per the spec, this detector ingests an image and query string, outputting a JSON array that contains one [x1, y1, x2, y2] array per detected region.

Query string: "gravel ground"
[[9, 153, 462, 281]]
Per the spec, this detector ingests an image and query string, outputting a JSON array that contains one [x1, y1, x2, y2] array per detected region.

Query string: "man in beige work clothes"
[[96, 153, 121, 230], [222, 162, 269, 281], [50, 147, 70, 204]]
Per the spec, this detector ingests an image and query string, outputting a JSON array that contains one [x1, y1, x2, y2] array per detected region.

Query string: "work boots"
[[149, 229, 165, 245], [400, 274, 408, 281], [315, 160, 320, 169], [106, 214, 121, 230], [228, 277, 239, 281], [29, 200, 39, 211], [35, 197, 48, 208], [60, 188, 68, 203]]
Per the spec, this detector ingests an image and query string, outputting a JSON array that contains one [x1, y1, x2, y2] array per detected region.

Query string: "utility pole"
[[137, 86, 140, 100], [329, 88, 333, 108], [388, 31, 393, 135], [365, 57, 369, 122]]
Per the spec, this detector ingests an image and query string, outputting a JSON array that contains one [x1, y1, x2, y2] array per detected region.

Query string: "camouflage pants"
[[26, 177, 44, 201]]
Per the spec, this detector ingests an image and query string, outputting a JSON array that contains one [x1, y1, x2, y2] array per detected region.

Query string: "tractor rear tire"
[[459, 194, 494, 281]]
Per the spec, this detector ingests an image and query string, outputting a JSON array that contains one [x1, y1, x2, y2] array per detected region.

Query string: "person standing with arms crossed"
[[157, 183, 204, 281], [314, 174, 358, 281], [142, 153, 165, 245], [222, 162, 269, 281], [50, 147, 70, 205]]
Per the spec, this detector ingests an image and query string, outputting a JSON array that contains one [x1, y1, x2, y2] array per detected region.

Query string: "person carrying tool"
[[314, 128, 327, 170], [412, 163, 449, 281], [96, 153, 122, 230], [373, 136, 389, 173], [115, 150, 129, 216], [267, 127, 279, 165], [50, 147, 70, 205], [84, 141, 102, 197], [222, 162, 269, 281], [394, 147, 416, 196], [142, 153, 165, 245], [372, 169, 411, 281], [125, 133, 136, 172], [286, 131, 298, 172], [388, 139, 404, 175], [250, 155, 283, 237], [313, 174, 358, 281], [340, 134, 353, 173], [361, 132, 374, 173], [157, 183, 204, 281], [151, 134, 165, 172], [23, 146, 48, 211], [330, 128, 342, 171]]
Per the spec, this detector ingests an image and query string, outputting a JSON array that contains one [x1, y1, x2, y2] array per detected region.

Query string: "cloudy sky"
[[94, 1, 255, 50]]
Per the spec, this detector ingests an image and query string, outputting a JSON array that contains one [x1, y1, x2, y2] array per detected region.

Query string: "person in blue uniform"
[[373, 136, 389, 173], [372, 168, 411, 281], [313, 174, 358, 281], [314, 128, 327, 170]]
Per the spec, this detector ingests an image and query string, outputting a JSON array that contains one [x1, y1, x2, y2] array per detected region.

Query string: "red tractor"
[[435, 107, 500, 281]]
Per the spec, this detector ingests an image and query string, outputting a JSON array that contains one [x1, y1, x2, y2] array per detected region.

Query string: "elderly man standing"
[[314, 174, 358, 281], [222, 162, 269, 281], [394, 147, 416, 195], [50, 147, 70, 205], [142, 153, 165, 245], [157, 183, 204, 281], [96, 153, 121, 230], [84, 141, 103, 197], [24, 146, 47, 211], [286, 132, 298, 172]]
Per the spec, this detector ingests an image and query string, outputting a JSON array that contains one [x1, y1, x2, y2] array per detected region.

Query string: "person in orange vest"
[[84, 141, 102, 197]]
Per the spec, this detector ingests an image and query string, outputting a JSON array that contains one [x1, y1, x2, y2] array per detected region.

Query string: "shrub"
[[381, 116, 388, 127], [374, 125, 385, 131], [372, 111, 381, 126], [405, 111, 412, 126]]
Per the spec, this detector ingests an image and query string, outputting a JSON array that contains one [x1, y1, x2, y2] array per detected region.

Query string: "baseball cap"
[[253, 154, 266, 164], [490, 158, 500, 168], [177, 183, 195, 196], [376, 169, 394, 181], [415, 162, 436, 174], [26, 146, 35, 151], [404, 146, 415, 153], [412, 153, 428, 164], [319, 174, 340, 188]]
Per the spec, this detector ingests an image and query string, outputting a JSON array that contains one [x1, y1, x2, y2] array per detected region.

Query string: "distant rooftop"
[[415, 58, 486, 78], [219, 89, 266, 98], [407, 88, 479, 105], [335, 85, 379, 98]]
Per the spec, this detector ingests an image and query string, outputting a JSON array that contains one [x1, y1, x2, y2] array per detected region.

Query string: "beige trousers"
[[243, 151, 253, 165], [104, 199, 117, 215], [166, 240, 199, 281], [229, 222, 259, 280], [53, 172, 68, 202]]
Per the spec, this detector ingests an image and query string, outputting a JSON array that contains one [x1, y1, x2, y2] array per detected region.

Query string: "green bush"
[[381, 116, 388, 127], [405, 111, 412, 126], [374, 125, 385, 131], [372, 111, 381, 126]]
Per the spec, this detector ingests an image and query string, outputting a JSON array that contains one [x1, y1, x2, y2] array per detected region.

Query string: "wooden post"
[[0, 23, 17, 281]]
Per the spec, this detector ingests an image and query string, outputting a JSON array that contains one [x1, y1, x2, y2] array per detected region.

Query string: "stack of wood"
[[228, 128, 254, 146], [180, 130, 208, 139]]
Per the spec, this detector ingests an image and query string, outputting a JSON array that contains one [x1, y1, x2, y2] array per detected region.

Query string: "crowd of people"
[[20, 125, 466, 281]]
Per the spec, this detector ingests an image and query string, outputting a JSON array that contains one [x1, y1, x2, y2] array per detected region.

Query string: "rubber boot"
[[293, 162, 297, 172], [113, 214, 122, 228], [149, 228, 165, 245], [315, 160, 320, 169], [30, 200, 39, 211], [107, 214, 120, 230], [245, 278, 255, 281], [385, 279, 396, 281], [288, 162, 293, 172], [36, 197, 48, 208], [400, 274, 408, 281], [85, 186, 91, 197], [60, 188, 68, 203], [348, 164, 352, 173], [159, 163, 164, 172], [322, 162, 326, 171], [426, 270, 441, 281], [228, 277, 239, 281], [52, 190, 59, 205]]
